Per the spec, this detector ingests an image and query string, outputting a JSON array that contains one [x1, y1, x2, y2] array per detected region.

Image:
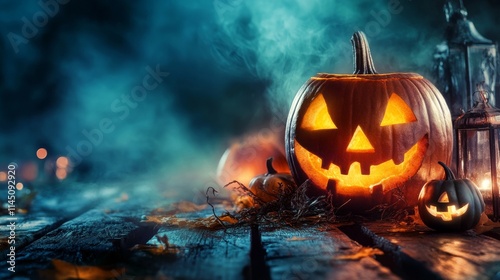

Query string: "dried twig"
[[206, 187, 226, 229]]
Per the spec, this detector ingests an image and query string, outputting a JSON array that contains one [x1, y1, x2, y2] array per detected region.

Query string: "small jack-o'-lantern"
[[418, 162, 485, 231], [285, 31, 453, 210]]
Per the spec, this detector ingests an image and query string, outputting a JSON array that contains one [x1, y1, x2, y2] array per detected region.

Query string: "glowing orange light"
[[480, 178, 491, 190], [56, 168, 67, 180], [21, 162, 38, 181], [380, 93, 417, 126], [0, 172, 6, 182], [294, 135, 428, 190], [36, 148, 48, 160], [346, 126, 375, 153], [301, 93, 338, 130], [56, 156, 69, 169], [16, 182, 24, 190]]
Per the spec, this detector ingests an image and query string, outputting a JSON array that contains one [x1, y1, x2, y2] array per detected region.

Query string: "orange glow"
[[0, 172, 6, 182], [16, 182, 24, 190], [346, 126, 375, 153], [21, 162, 38, 181], [480, 178, 491, 190], [36, 148, 48, 160], [426, 203, 469, 222], [216, 130, 289, 187], [294, 135, 428, 193], [380, 93, 417, 126], [56, 156, 69, 168], [438, 192, 449, 203], [301, 93, 337, 130], [56, 168, 67, 180]]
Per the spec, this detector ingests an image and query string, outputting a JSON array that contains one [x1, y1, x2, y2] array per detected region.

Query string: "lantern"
[[434, 0, 498, 119], [285, 31, 453, 210], [455, 85, 500, 220]]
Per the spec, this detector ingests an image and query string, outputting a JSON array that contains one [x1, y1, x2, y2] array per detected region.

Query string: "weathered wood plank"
[[0, 192, 98, 260], [124, 225, 252, 279], [260, 224, 399, 280], [364, 222, 500, 280], [0, 204, 156, 279]]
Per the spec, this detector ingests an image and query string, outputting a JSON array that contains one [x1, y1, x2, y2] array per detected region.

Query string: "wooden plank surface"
[[0, 203, 156, 279], [0, 188, 99, 259], [260, 225, 399, 280], [3, 182, 500, 280], [127, 226, 252, 279], [363, 222, 500, 280]]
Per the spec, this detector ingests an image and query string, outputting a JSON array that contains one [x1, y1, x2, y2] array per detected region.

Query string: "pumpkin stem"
[[266, 157, 277, 175], [351, 31, 378, 74], [438, 161, 456, 180]]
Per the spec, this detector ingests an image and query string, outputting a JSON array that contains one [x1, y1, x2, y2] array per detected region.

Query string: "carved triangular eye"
[[438, 192, 449, 203], [380, 93, 417, 126], [301, 93, 337, 130]]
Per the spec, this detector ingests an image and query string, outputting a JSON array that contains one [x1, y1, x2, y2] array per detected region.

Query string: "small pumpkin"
[[217, 130, 289, 187], [285, 31, 453, 210], [249, 157, 296, 203], [417, 161, 485, 231]]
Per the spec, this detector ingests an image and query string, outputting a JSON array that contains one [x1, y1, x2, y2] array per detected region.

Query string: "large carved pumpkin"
[[285, 31, 453, 210]]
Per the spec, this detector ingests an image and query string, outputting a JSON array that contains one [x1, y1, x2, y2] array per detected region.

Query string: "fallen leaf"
[[219, 215, 238, 224], [131, 244, 181, 255], [171, 201, 207, 213], [144, 215, 164, 224], [234, 195, 254, 210], [286, 236, 311, 241], [474, 212, 500, 234], [333, 247, 384, 260], [39, 259, 125, 280]]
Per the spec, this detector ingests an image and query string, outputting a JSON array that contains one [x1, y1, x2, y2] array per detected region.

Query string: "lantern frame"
[[455, 88, 500, 220], [434, 0, 498, 119]]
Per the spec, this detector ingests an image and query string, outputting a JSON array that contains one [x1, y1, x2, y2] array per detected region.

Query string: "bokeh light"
[[36, 148, 48, 160]]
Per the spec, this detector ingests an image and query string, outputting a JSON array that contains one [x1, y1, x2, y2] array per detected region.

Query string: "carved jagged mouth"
[[426, 204, 469, 222], [294, 134, 428, 190]]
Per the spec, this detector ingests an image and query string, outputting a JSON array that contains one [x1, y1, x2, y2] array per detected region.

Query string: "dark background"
[[1, 0, 499, 199]]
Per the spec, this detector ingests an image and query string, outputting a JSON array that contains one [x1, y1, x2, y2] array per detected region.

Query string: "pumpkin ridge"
[[420, 77, 453, 147], [406, 77, 453, 176]]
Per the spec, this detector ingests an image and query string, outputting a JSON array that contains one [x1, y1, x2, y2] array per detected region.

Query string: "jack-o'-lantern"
[[418, 162, 484, 231], [285, 31, 453, 210]]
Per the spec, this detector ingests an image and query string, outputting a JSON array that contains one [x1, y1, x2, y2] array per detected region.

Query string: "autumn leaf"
[[286, 236, 312, 241], [131, 234, 181, 256], [474, 212, 500, 234], [333, 247, 384, 260], [39, 259, 125, 280], [170, 201, 207, 213]]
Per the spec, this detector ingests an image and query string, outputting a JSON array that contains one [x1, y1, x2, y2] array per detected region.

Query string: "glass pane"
[[458, 129, 493, 216]]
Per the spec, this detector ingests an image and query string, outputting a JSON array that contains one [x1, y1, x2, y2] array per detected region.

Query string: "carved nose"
[[346, 126, 375, 153]]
